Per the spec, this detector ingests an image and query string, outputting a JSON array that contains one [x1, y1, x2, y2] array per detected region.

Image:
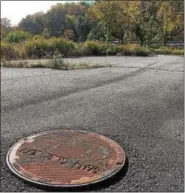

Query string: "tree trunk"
[[163, 34, 168, 46], [106, 28, 110, 43], [139, 35, 145, 46]]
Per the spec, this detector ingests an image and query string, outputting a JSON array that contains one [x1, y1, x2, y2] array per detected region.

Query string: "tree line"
[[1, 0, 184, 47]]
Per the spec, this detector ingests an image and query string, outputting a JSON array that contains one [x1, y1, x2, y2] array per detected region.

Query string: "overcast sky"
[[1, 1, 78, 26]]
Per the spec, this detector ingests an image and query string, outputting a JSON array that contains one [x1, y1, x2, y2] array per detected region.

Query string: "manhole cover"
[[6, 130, 125, 187]]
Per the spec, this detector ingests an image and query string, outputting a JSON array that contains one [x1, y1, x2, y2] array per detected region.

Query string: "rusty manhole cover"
[[6, 130, 125, 187]]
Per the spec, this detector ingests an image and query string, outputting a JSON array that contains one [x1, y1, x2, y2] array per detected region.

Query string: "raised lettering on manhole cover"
[[6, 130, 125, 187]]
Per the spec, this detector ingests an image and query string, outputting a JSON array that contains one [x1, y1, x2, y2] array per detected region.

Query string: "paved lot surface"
[[1, 55, 184, 192]]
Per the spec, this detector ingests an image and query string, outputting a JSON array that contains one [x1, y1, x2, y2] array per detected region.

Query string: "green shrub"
[[103, 44, 122, 55], [25, 36, 51, 58], [114, 44, 151, 56], [54, 38, 75, 57], [1, 42, 20, 60], [6, 31, 31, 43], [25, 37, 75, 58], [152, 47, 184, 55], [71, 43, 86, 56], [134, 47, 151, 56], [1, 38, 183, 61], [83, 40, 104, 55]]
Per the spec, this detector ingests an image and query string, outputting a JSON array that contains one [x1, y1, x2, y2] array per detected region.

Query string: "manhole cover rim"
[[6, 129, 126, 188]]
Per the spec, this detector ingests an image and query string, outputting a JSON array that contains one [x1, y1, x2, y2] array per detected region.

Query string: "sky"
[[1, 1, 77, 26]]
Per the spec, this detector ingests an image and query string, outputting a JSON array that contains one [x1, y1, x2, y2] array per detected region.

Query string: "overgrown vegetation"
[[1, 39, 183, 61], [1, 1, 184, 61], [1, 57, 111, 70], [6, 31, 31, 43]]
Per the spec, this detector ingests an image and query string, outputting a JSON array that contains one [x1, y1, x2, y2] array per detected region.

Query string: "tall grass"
[[1, 37, 184, 60], [1, 58, 111, 70]]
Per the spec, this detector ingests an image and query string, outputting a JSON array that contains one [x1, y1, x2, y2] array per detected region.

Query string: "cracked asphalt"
[[1, 55, 184, 192]]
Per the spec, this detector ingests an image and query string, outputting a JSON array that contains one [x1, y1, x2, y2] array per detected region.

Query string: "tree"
[[65, 14, 78, 40], [125, 1, 162, 46], [45, 3, 66, 37], [45, 2, 88, 38], [2, 1, 183, 47], [156, 1, 184, 45], [76, 15, 91, 41], [1, 17, 11, 40], [63, 29, 75, 40], [87, 21, 106, 40], [168, 0, 184, 12], [18, 12, 45, 35], [1, 17, 11, 29], [42, 28, 50, 38], [89, 1, 122, 42]]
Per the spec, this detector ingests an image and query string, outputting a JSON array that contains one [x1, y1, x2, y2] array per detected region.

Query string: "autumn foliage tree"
[[1, 1, 184, 46], [156, 1, 184, 45]]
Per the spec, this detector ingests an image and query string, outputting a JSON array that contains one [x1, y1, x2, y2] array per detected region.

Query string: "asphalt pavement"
[[1, 55, 184, 192]]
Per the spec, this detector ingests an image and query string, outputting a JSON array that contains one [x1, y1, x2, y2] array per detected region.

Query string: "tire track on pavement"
[[2, 61, 158, 113]]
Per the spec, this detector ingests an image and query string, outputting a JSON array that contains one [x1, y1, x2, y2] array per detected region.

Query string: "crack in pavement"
[[113, 66, 183, 72]]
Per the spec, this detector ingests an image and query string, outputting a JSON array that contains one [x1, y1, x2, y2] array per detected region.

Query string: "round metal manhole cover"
[[6, 130, 125, 187]]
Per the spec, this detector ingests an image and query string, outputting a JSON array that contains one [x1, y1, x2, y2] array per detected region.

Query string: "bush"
[[1, 37, 75, 60], [83, 40, 104, 55], [152, 47, 184, 55], [71, 43, 86, 56], [54, 38, 75, 57], [134, 47, 151, 56], [104, 44, 122, 55], [1, 42, 20, 60], [1, 38, 183, 60], [6, 31, 31, 43], [25, 36, 75, 58], [114, 44, 151, 56]]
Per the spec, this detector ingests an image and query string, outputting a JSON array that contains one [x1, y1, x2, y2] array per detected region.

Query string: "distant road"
[[1, 55, 184, 192]]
